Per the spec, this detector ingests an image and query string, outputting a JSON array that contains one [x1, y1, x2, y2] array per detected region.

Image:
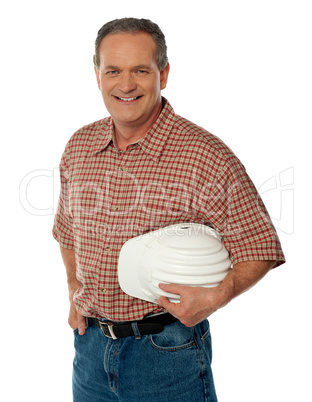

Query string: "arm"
[[157, 260, 274, 327], [60, 245, 86, 335]]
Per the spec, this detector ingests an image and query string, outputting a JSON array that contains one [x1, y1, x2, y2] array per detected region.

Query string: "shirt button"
[[120, 166, 126, 171], [104, 246, 111, 252], [112, 206, 119, 211], [101, 288, 107, 294]]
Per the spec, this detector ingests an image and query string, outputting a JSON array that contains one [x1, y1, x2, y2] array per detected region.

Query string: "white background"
[[1, 0, 311, 401]]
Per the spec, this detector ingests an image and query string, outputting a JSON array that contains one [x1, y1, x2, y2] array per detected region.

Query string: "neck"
[[114, 125, 149, 151], [113, 102, 163, 151]]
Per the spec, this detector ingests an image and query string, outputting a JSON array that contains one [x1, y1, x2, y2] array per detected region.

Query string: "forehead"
[[98, 32, 157, 67]]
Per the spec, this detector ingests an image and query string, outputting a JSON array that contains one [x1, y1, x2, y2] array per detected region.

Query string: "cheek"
[[145, 81, 161, 99], [98, 77, 113, 94], [100, 84, 113, 100]]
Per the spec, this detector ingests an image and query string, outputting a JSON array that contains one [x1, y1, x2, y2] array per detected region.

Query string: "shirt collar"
[[91, 117, 114, 155], [138, 98, 176, 162], [92, 97, 176, 161]]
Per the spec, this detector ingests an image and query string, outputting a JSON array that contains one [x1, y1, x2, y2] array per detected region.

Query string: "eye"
[[136, 69, 148, 75], [106, 70, 119, 76]]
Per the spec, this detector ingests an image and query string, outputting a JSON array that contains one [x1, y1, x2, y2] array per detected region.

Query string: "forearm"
[[59, 245, 86, 334], [59, 245, 79, 294], [158, 259, 275, 327], [217, 260, 275, 308]]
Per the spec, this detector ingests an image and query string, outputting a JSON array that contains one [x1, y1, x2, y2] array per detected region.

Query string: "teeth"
[[118, 97, 139, 101]]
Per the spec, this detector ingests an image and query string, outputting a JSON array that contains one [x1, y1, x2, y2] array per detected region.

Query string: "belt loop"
[[131, 322, 141, 340], [85, 317, 90, 328]]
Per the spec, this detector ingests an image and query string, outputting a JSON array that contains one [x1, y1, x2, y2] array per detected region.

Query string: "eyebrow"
[[133, 64, 153, 71], [103, 65, 120, 71], [103, 64, 153, 71]]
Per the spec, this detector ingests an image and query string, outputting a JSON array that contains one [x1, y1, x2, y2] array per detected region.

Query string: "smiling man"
[[94, 32, 169, 150], [53, 18, 285, 402]]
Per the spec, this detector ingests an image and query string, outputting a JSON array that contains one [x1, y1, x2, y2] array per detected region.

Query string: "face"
[[95, 32, 169, 134]]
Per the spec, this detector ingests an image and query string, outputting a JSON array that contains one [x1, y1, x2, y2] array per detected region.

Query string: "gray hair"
[[93, 18, 168, 71]]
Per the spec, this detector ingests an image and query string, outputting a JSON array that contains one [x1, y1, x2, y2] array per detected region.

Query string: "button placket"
[[113, 148, 137, 215]]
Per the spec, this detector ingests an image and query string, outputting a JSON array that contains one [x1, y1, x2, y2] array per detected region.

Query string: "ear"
[[94, 66, 101, 90], [160, 63, 170, 90]]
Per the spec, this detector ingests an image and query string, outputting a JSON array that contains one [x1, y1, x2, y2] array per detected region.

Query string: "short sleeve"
[[52, 144, 75, 250], [213, 156, 285, 268]]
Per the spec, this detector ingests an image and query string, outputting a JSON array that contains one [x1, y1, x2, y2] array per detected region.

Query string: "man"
[[53, 18, 285, 401]]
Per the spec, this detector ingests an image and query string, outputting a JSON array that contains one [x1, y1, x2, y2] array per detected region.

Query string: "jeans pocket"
[[200, 326, 211, 342], [148, 321, 196, 352], [196, 320, 213, 366]]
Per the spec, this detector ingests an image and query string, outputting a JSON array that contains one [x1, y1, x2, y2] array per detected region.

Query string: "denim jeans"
[[72, 318, 218, 401]]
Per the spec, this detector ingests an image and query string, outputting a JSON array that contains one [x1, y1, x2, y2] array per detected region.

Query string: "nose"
[[118, 72, 137, 94]]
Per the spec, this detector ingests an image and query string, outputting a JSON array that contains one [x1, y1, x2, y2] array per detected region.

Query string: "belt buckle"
[[99, 321, 118, 340]]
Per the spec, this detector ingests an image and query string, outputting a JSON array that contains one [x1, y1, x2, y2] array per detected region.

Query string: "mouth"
[[114, 96, 142, 102]]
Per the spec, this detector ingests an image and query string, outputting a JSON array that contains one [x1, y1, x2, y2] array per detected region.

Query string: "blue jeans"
[[72, 318, 218, 401]]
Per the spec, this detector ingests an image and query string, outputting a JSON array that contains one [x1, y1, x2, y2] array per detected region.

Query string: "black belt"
[[90, 313, 178, 340]]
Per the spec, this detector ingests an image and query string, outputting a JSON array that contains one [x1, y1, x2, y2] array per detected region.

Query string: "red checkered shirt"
[[53, 98, 285, 321]]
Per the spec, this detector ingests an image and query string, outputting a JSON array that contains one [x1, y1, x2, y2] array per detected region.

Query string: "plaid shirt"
[[53, 98, 285, 321]]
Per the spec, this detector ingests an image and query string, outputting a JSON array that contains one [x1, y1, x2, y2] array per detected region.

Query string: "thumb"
[[158, 282, 184, 295]]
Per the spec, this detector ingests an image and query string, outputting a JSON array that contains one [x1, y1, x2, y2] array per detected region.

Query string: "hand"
[[157, 283, 228, 327], [68, 288, 86, 335], [157, 261, 274, 327]]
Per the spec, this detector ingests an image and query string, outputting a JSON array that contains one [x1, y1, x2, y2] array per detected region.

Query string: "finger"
[[77, 313, 86, 336], [157, 295, 172, 309], [157, 295, 181, 317], [158, 282, 185, 295]]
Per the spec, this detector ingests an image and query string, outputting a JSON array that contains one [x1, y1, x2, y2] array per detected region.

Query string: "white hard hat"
[[118, 223, 232, 304]]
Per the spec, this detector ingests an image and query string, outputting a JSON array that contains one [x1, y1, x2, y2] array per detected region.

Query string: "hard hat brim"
[[118, 232, 163, 303]]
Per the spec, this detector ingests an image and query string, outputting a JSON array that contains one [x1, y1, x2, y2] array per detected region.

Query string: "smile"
[[115, 96, 142, 102]]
